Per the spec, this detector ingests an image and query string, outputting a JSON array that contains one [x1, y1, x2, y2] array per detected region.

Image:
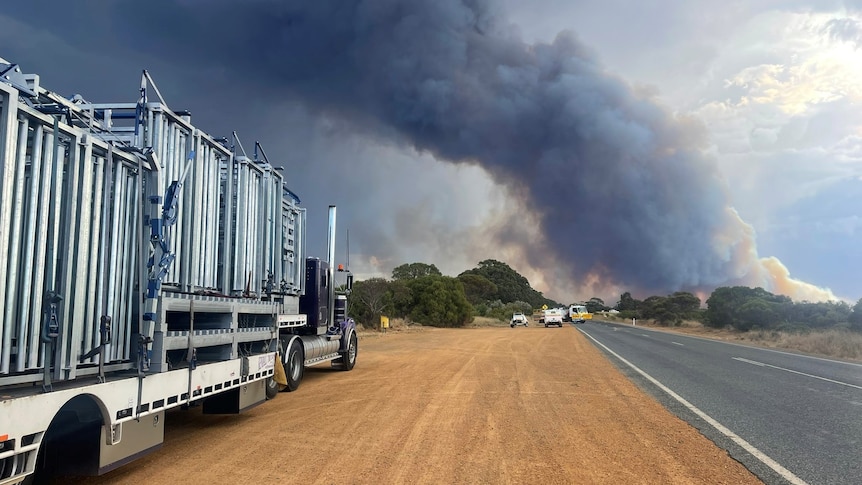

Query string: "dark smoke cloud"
[[5, 0, 836, 300]]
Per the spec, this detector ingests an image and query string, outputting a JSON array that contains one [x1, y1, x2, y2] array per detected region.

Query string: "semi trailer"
[[0, 59, 357, 483]]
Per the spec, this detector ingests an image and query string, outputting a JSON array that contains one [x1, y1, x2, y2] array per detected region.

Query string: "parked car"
[[510, 312, 528, 327], [543, 308, 564, 327]]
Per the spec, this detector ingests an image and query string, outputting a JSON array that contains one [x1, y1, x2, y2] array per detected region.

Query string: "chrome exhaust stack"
[[327, 205, 337, 328]]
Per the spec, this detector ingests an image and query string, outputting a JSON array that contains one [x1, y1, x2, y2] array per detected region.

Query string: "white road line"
[[671, 342, 684, 346], [733, 357, 862, 390], [579, 329, 808, 485]]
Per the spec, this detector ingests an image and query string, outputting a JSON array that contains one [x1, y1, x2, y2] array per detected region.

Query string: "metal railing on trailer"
[[0, 64, 306, 388], [0, 74, 144, 386]]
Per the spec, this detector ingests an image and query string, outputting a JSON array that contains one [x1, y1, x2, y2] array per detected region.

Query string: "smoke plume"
[[111, 0, 833, 301]]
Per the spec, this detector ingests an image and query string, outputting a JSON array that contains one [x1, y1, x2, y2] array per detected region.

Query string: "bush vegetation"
[[459, 260, 558, 309], [608, 286, 861, 334], [741, 328, 862, 360], [349, 260, 557, 329], [349, 260, 862, 343]]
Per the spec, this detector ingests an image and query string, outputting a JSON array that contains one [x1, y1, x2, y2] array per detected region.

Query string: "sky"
[[1, 0, 860, 305]]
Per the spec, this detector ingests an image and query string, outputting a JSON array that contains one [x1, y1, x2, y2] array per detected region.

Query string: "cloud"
[[822, 17, 862, 46], [2, 0, 844, 303], [668, 9, 862, 292]]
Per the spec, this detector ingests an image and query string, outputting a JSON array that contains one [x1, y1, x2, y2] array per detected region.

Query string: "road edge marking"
[[732, 357, 862, 390], [579, 328, 809, 485]]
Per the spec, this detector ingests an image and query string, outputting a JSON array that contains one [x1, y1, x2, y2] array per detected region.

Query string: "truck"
[[568, 305, 593, 324], [0, 59, 358, 483], [543, 308, 564, 327]]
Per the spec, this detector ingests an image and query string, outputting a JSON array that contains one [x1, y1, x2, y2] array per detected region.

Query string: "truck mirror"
[[347, 274, 353, 291]]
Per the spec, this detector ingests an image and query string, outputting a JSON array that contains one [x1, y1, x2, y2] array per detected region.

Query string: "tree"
[[631, 292, 701, 326], [702, 286, 861, 333], [586, 297, 608, 313], [616, 292, 640, 312], [482, 299, 533, 321], [388, 279, 413, 318], [350, 278, 393, 326], [668, 292, 700, 315], [459, 259, 557, 308], [736, 299, 779, 330], [639, 296, 674, 325], [404, 275, 472, 327], [851, 298, 862, 331], [706, 286, 790, 330], [705, 287, 739, 328], [457, 273, 498, 305], [392, 262, 442, 280], [796, 301, 851, 329]]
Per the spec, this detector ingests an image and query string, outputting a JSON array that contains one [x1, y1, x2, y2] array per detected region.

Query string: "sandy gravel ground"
[[65, 326, 762, 484]]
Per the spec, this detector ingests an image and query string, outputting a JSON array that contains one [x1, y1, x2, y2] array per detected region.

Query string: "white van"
[[543, 308, 564, 327]]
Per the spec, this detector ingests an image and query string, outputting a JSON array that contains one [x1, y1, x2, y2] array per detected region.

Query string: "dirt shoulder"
[[68, 325, 763, 484]]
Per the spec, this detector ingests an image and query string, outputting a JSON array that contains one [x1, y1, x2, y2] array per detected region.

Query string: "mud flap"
[[273, 352, 288, 387]]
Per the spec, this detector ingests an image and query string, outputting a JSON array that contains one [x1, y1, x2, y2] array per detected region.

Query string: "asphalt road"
[[579, 321, 862, 485]]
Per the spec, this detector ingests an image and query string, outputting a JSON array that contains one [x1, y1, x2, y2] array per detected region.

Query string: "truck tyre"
[[283, 338, 304, 392], [265, 375, 279, 399], [336, 331, 357, 371]]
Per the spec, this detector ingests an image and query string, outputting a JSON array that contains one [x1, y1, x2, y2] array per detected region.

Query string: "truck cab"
[[569, 305, 593, 324]]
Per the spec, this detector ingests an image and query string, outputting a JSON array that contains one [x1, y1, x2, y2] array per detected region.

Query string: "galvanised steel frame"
[[0, 64, 306, 387]]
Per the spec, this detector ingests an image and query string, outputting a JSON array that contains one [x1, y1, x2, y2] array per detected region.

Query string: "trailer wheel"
[[336, 331, 357, 371], [283, 338, 304, 392]]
